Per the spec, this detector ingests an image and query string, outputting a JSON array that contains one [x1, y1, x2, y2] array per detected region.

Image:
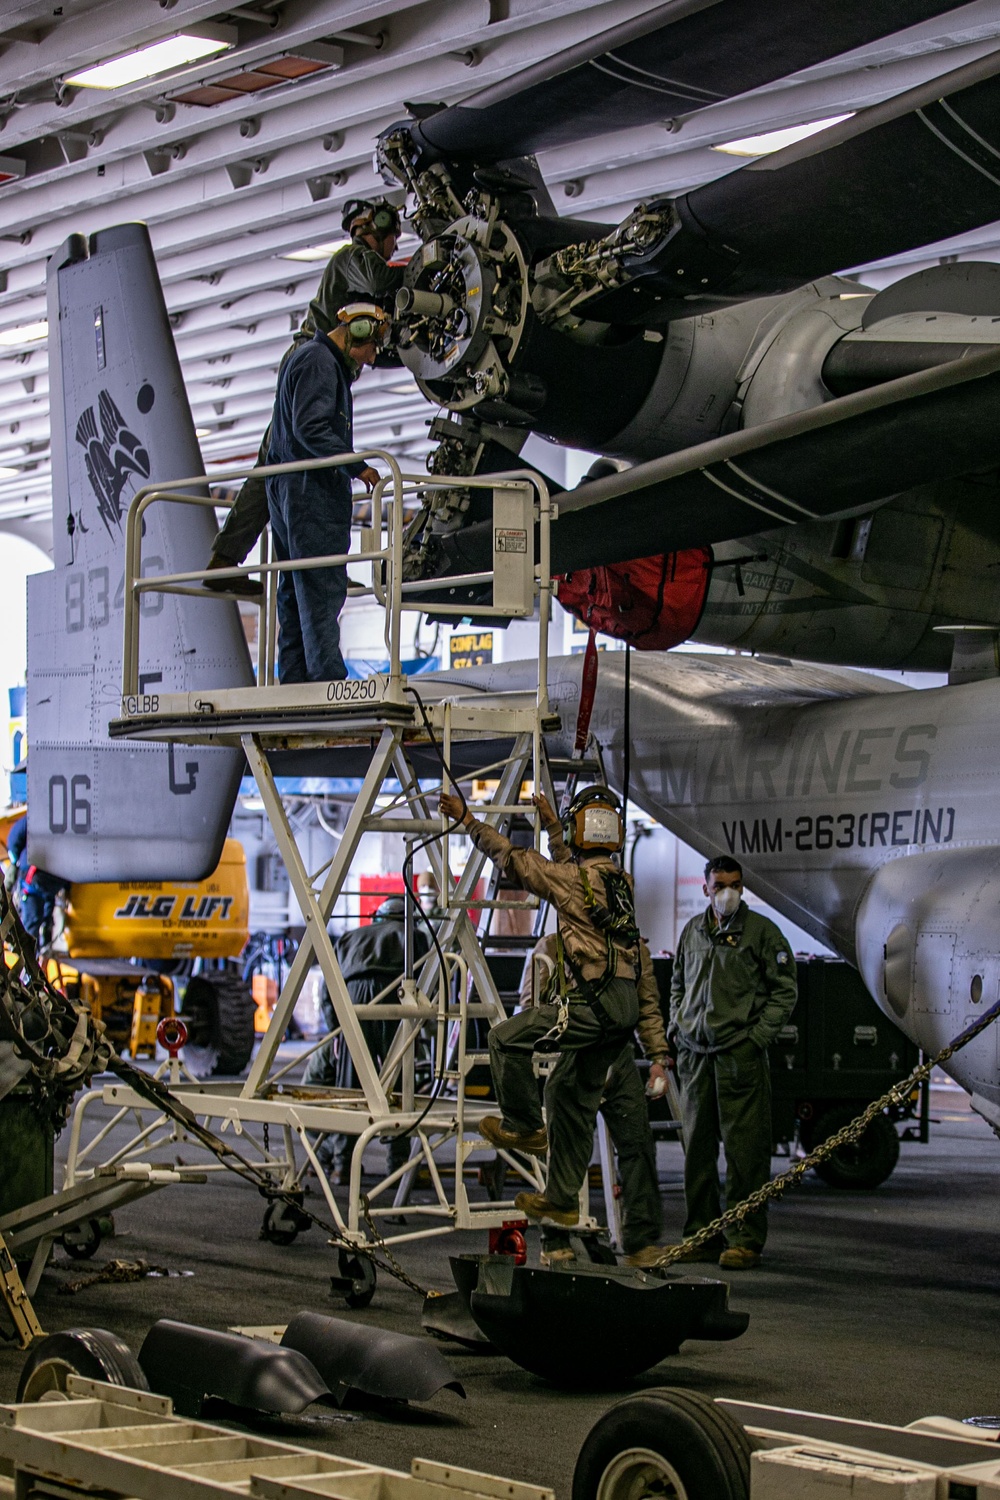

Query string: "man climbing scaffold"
[[440, 785, 644, 1231]]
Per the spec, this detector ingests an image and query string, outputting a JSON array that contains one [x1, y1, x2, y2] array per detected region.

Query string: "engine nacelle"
[[855, 845, 1000, 1129]]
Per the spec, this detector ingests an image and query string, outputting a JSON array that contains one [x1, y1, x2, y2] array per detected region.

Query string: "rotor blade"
[[606, 47, 1000, 321], [414, 0, 975, 161], [435, 344, 1000, 579]]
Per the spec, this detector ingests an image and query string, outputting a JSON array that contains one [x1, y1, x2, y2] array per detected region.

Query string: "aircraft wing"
[[436, 342, 1000, 579], [27, 224, 253, 883], [411, 0, 974, 161]]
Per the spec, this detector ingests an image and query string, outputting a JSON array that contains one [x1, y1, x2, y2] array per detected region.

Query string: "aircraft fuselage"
[[448, 652, 1000, 1128]]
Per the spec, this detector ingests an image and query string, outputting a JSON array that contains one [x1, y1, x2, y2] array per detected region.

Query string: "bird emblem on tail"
[[75, 389, 151, 537]]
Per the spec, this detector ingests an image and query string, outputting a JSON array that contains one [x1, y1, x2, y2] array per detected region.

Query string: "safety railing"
[[120, 449, 553, 716]]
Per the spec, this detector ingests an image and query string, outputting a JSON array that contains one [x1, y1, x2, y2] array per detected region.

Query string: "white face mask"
[[711, 886, 741, 918]]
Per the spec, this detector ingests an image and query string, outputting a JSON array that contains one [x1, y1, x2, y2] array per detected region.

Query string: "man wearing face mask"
[[669, 856, 797, 1269]]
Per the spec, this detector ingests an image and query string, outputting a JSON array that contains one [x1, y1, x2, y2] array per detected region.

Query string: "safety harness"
[[535, 864, 642, 1050]]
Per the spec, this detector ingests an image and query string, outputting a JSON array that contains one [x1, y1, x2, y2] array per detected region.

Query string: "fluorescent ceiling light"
[[713, 114, 853, 157], [67, 33, 232, 90], [195, 427, 212, 438], [0, 320, 48, 346], [0, 466, 19, 478], [386, 380, 420, 394], [281, 238, 349, 262]]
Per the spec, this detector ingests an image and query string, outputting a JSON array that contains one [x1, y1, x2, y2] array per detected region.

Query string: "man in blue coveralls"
[[266, 302, 390, 683], [4, 813, 66, 947]]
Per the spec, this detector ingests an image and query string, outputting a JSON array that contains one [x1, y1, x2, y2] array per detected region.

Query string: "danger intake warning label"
[[495, 528, 527, 553]]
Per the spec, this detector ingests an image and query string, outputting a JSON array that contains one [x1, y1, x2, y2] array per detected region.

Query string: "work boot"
[[203, 552, 264, 599], [718, 1246, 762, 1270], [540, 1245, 576, 1268], [478, 1116, 548, 1157], [624, 1244, 671, 1268], [514, 1192, 578, 1227]]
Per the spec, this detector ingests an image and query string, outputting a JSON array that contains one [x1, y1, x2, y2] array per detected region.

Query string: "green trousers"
[[597, 1042, 663, 1253], [488, 978, 640, 1214], [675, 1037, 773, 1251], [540, 1042, 663, 1255]]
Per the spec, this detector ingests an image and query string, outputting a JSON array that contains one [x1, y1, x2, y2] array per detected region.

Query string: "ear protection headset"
[[341, 197, 401, 239], [337, 303, 391, 346]]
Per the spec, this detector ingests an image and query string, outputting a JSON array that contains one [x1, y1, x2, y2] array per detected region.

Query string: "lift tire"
[[261, 1202, 299, 1247], [810, 1105, 901, 1190], [260, 1197, 312, 1247], [59, 1217, 104, 1260], [182, 971, 255, 1078], [332, 1249, 377, 1310], [573, 1388, 752, 1500], [17, 1328, 149, 1403]]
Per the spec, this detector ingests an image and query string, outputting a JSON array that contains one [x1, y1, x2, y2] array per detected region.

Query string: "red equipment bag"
[[556, 547, 711, 650]]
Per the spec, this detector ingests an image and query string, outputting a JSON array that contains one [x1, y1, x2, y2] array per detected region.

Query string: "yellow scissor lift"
[[63, 451, 599, 1293]]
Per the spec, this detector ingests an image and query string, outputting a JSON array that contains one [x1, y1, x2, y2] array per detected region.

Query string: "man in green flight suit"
[[670, 855, 797, 1269], [203, 198, 403, 596]]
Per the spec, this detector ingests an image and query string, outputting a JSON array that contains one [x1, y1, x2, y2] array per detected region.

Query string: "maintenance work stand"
[[0, 1375, 556, 1500], [60, 450, 616, 1298]]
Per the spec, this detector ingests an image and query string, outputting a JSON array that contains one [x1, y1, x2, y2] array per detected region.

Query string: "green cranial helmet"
[[341, 197, 401, 239], [561, 785, 625, 854], [372, 895, 407, 923]]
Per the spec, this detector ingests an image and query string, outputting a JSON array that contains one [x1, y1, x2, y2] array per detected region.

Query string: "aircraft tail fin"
[[27, 223, 253, 882]]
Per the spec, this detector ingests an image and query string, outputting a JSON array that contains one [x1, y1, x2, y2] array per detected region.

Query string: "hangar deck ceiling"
[[2, 0, 1000, 540]]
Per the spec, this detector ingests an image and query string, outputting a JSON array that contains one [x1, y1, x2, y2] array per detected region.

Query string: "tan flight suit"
[[523, 929, 667, 1252], [465, 814, 641, 1214]]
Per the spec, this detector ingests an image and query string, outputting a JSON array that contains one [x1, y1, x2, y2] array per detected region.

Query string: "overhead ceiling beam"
[[4, 18, 987, 237], [0, 0, 621, 152], [0, 0, 649, 246], [0, 0, 418, 116], [0, 0, 246, 95]]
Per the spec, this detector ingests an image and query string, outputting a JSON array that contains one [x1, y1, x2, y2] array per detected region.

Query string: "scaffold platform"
[[64, 452, 610, 1289]]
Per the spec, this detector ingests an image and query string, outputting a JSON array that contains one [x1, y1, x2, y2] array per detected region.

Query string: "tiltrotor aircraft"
[[378, 0, 1000, 672], [21, 0, 1000, 1129]]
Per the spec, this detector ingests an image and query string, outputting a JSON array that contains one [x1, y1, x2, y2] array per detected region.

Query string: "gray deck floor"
[[1, 1085, 997, 1494]]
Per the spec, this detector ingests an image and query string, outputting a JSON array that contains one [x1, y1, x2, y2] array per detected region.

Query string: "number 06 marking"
[[48, 774, 92, 834]]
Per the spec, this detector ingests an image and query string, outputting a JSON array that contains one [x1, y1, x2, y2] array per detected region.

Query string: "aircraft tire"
[[573, 1388, 752, 1500], [182, 970, 255, 1077], [17, 1328, 149, 1402], [810, 1105, 901, 1190]]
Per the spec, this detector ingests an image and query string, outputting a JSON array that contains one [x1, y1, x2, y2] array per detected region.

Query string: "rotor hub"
[[396, 214, 528, 412]]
